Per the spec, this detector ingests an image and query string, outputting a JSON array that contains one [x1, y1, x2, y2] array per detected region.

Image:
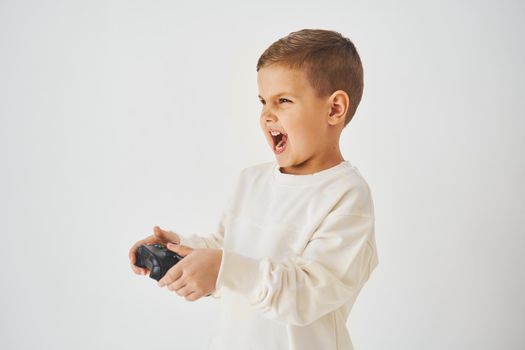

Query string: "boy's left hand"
[[157, 243, 222, 302]]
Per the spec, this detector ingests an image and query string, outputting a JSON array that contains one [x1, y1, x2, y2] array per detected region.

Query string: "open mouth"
[[269, 130, 288, 154]]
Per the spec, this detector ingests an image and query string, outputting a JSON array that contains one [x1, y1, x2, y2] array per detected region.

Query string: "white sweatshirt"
[[178, 159, 379, 350]]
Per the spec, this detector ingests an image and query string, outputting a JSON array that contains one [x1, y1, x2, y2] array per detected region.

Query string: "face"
[[257, 64, 343, 175]]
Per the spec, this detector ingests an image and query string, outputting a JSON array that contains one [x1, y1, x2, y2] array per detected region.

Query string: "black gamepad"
[[135, 243, 184, 281]]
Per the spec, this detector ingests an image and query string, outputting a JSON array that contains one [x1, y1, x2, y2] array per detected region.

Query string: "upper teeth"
[[270, 131, 282, 136]]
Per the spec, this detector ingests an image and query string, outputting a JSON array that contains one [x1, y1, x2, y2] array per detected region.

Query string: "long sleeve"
[[215, 212, 379, 326]]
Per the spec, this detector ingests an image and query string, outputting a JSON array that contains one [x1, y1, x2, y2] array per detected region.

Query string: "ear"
[[327, 90, 349, 127]]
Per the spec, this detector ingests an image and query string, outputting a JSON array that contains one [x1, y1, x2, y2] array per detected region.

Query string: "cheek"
[[259, 118, 268, 135], [292, 125, 321, 148]]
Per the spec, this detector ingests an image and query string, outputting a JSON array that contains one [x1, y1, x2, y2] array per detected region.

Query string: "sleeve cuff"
[[178, 234, 207, 249], [215, 249, 261, 298]]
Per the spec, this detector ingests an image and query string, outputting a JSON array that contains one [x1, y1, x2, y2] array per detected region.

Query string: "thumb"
[[154, 225, 169, 236], [154, 226, 179, 243], [166, 242, 193, 257]]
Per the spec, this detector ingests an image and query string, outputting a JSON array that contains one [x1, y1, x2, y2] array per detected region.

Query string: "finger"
[[129, 233, 166, 262], [154, 226, 179, 243], [130, 261, 148, 275], [130, 237, 157, 275], [185, 291, 202, 302], [129, 242, 140, 262], [174, 284, 194, 298], [153, 226, 172, 241], [158, 264, 183, 287], [129, 241, 144, 264], [166, 242, 193, 257], [166, 275, 186, 292], [133, 266, 148, 276], [129, 236, 154, 261]]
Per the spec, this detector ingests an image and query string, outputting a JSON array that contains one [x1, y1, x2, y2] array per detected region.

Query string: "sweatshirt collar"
[[272, 160, 352, 186]]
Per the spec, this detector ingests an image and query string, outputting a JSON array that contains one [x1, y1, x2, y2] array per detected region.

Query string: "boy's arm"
[[214, 210, 379, 326], [173, 206, 229, 299]]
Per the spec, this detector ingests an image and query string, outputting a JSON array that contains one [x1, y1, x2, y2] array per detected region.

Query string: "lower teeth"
[[275, 135, 287, 151]]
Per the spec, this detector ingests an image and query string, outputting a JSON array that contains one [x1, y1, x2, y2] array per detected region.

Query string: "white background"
[[1, 0, 524, 349]]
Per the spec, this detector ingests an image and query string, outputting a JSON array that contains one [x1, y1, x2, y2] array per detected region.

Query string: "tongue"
[[276, 134, 288, 148]]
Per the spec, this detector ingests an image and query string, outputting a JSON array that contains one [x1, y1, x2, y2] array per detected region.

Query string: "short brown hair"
[[256, 29, 364, 128]]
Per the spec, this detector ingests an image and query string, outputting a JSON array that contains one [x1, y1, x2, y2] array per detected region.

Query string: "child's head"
[[256, 29, 363, 175]]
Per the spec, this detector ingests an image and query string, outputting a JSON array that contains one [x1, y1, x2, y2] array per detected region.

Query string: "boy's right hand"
[[129, 226, 181, 276]]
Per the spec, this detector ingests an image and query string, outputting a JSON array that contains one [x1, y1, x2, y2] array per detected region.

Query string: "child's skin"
[[129, 63, 350, 301], [258, 63, 349, 175], [128, 226, 221, 301]]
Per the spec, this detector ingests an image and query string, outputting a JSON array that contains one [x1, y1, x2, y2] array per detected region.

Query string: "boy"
[[129, 28, 379, 350]]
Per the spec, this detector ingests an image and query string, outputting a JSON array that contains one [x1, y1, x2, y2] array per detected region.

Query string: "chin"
[[276, 158, 293, 167]]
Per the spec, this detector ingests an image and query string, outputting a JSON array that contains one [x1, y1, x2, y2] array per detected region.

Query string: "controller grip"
[[135, 244, 183, 281]]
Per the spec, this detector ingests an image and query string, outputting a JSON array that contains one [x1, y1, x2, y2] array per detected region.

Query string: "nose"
[[261, 108, 278, 123]]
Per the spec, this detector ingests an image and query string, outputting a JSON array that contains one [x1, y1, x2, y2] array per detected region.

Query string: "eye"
[[258, 98, 291, 105]]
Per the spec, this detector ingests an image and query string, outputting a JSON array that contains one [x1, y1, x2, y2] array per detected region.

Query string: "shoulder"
[[240, 160, 275, 175], [327, 164, 375, 218], [236, 160, 275, 182]]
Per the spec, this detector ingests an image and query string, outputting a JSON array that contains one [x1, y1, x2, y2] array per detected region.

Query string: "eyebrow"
[[258, 92, 296, 100]]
